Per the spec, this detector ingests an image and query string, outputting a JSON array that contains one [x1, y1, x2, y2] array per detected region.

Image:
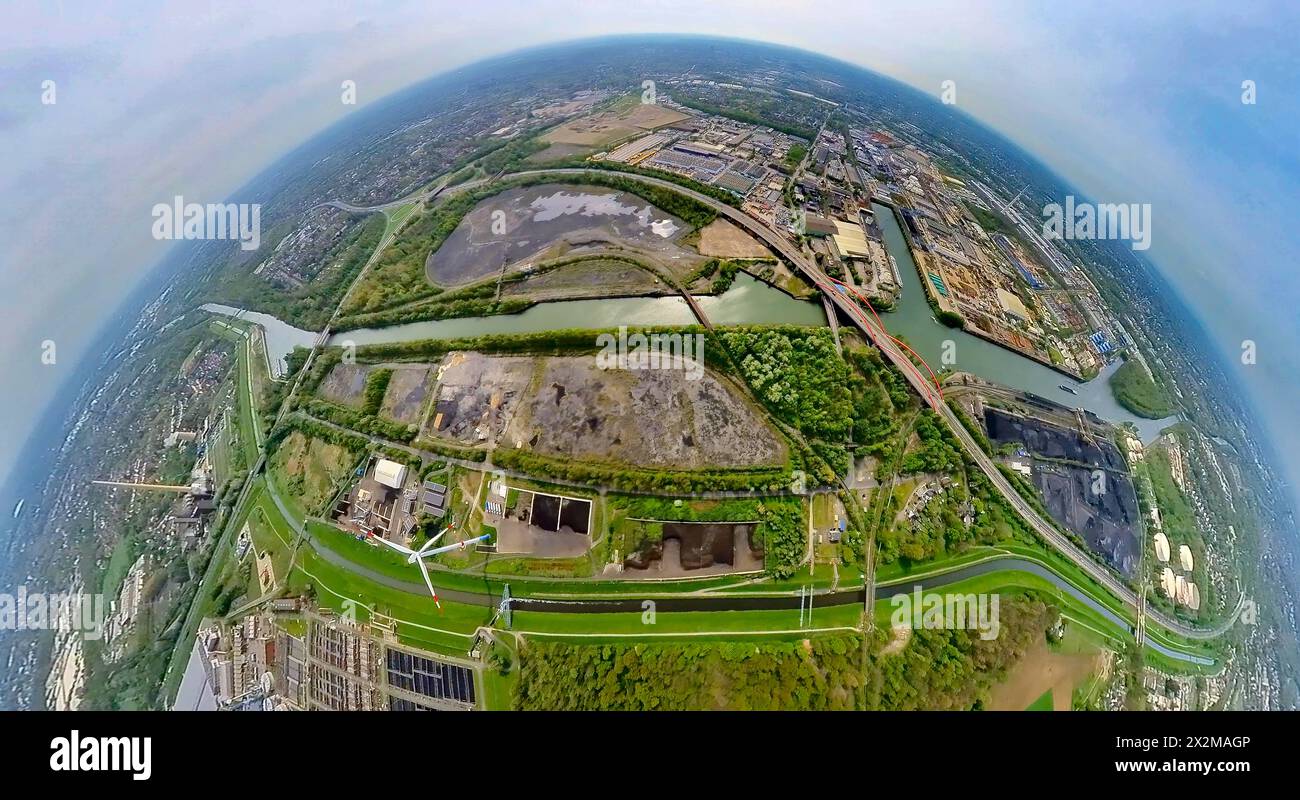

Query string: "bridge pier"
[[823, 295, 842, 354]]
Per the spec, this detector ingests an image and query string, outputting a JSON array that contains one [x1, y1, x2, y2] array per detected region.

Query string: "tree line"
[[512, 594, 1057, 710]]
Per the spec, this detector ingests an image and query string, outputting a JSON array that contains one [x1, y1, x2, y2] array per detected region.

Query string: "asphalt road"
[[507, 168, 1239, 642], [294, 513, 1214, 666], [307, 166, 1238, 645]]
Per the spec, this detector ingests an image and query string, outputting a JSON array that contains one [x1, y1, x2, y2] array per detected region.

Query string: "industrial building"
[[996, 287, 1031, 324], [830, 219, 873, 260], [374, 458, 407, 490], [335, 456, 420, 542], [421, 479, 448, 518]]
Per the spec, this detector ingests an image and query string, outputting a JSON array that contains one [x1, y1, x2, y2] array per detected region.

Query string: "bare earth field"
[[317, 363, 373, 407], [380, 365, 433, 424], [419, 351, 785, 469], [525, 142, 594, 164], [541, 102, 691, 148], [503, 356, 785, 469], [422, 352, 535, 445], [623, 521, 764, 577], [696, 219, 774, 259], [496, 519, 590, 558]]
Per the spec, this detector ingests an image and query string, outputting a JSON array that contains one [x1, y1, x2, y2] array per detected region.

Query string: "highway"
[[509, 168, 1237, 642], [311, 166, 1238, 642], [313, 172, 459, 214], [164, 162, 1229, 712]]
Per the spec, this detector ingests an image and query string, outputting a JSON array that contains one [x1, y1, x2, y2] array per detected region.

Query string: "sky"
[[3, 0, 1299, 512]]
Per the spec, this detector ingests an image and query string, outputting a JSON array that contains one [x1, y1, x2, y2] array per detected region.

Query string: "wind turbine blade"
[[417, 557, 441, 610], [371, 534, 415, 557], [419, 527, 448, 554], [418, 518, 458, 553], [424, 533, 490, 557]]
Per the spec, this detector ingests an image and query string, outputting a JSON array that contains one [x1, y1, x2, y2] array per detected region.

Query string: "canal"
[[870, 202, 1177, 441], [324, 272, 826, 346], [202, 303, 317, 377], [207, 218, 1177, 443]]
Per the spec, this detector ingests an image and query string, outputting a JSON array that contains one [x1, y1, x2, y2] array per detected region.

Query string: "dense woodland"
[[492, 447, 792, 495], [1109, 358, 1175, 418], [513, 595, 1056, 710], [846, 348, 914, 459], [515, 636, 866, 710], [755, 497, 807, 576], [303, 399, 416, 444], [719, 327, 854, 442], [900, 410, 965, 475], [360, 368, 393, 417], [863, 595, 1056, 710]]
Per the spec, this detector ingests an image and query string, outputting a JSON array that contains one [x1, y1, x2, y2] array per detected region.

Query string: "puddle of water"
[[530, 189, 680, 238]]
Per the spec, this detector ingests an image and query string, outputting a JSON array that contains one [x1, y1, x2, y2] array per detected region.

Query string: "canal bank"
[[203, 207, 1176, 442], [204, 272, 826, 353], [298, 516, 1216, 666], [201, 304, 317, 376], [869, 202, 1177, 442], [879, 200, 1082, 380], [330, 273, 826, 346]]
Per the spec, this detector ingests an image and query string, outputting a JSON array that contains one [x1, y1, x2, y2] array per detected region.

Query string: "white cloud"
[[2, 0, 1298, 504]]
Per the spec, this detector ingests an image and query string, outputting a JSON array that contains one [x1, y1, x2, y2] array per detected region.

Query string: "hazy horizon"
[[4, 2, 1298, 519]]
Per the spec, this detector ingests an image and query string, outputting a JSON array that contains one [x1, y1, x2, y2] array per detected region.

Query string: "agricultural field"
[[538, 99, 691, 152], [987, 637, 1106, 711]]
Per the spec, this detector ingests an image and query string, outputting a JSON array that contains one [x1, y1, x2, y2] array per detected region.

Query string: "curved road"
[[321, 166, 1239, 644], [296, 512, 1212, 666], [509, 168, 1237, 642]]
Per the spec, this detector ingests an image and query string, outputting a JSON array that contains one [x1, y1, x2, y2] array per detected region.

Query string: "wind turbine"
[[368, 521, 489, 610]]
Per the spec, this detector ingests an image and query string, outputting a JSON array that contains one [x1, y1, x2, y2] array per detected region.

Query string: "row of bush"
[[492, 447, 791, 495]]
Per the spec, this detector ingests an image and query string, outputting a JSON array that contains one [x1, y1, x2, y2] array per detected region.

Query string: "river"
[[205, 223, 1177, 443], [324, 272, 826, 346], [870, 202, 1178, 442], [201, 303, 317, 377]]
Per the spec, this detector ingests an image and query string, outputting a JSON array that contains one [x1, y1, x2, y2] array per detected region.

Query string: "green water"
[[207, 221, 1174, 442], [329, 272, 826, 346], [870, 202, 1176, 441]]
